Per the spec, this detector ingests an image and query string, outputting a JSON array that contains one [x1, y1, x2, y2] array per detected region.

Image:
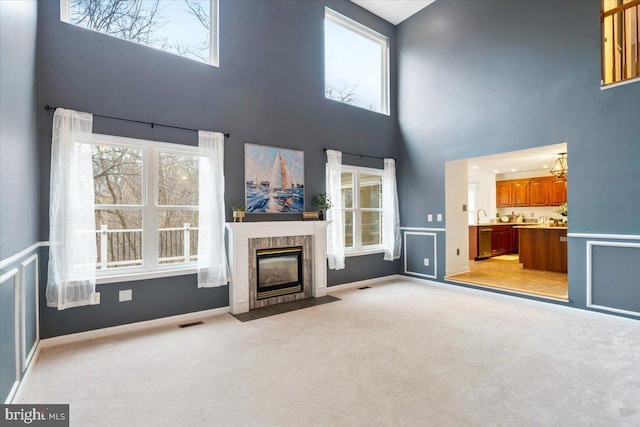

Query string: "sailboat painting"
[[245, 143, 304, 213]]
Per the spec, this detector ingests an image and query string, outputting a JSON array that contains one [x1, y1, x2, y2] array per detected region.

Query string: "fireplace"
[[256, 247, 303, 300], [226, 221, 328, 314]]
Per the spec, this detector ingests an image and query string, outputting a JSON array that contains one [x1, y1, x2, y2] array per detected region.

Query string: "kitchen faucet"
[[477, 209, 488, 224]]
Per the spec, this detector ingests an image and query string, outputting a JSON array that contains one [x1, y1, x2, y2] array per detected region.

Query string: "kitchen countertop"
[[472, 223, 559, 227], [513, 225, 567, 230]]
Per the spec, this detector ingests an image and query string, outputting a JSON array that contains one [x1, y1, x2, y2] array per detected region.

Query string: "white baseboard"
[[327, 275, 401, 293], [445, 266, 471, 276], [40, 306, 230, 348], [4, 381, 20, 404]]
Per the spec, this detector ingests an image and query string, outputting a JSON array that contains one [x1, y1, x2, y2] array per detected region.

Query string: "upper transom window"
[[60, 0, 219, 66], [324, 8, 390, 115], [601, 0, 640, 86]]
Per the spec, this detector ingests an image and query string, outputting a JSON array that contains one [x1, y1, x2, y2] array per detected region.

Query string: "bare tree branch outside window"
[[68, 0, 212, 64], [325, 83, 358, 105]]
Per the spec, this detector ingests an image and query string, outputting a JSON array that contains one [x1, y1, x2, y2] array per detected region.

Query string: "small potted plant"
[[232, 205, 246, 223], [312, 193, 333, 220], [554, 203, 567, 224]]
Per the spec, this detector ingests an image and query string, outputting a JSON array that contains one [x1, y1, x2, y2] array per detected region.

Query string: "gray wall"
[[397, 0, 640, 316], [1, 0, 40, 260], [0, 0, 40, 403], [36, 0, 400, 337]]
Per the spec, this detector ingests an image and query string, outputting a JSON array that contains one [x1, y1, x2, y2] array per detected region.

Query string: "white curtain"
[[382, 158, 401, 261], [47, 108, 97, 310], [326, 149, 345, 270], [197, 131, 229, 287]]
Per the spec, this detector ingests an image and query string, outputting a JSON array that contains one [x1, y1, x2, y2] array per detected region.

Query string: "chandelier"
[[550, 153, 567, 179]]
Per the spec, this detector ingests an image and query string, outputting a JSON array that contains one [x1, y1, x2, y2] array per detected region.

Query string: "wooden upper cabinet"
[[496, 177, 567, 208], [496, 181, 512, 207], [512, 180, 530, 206], [550, 178, 567, 206], [529, 178, 550, 206]]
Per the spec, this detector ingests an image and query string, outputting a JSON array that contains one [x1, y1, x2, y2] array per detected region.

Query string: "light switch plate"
[[119, 289, 132, 302], [90, 292, 100, 305]]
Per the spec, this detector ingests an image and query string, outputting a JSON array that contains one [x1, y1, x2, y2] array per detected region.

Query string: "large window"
[[61, 0, 219, 66], [324, 8, 390, 114], [340, 166, 384, 254], [91, 134, 199, 275], [602, 0, 640, 86]]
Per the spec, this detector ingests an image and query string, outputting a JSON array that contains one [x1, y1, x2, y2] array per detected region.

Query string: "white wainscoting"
[[403, 231, 438, 280], [1, 268, 20, 403], [586, 240, 640, 317], [20, 254, 39, 372]]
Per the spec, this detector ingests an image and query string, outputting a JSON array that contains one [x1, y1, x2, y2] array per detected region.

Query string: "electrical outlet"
[[531, 212, 535, 217], [427, 214, 433, 222], [457, 248, 460, 255], [424, 258, 429, 266], [90, 292, 100, 305], [437, 214, 442, 221], [119, 289, 132, 302]]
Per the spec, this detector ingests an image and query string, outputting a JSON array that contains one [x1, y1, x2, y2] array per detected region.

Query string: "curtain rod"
[[323, 148, 394, 161], [44, 105, 230, 138]]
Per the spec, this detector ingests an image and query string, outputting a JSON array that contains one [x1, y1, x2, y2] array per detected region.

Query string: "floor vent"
[[178, 321, 204, 328], [358, 286, 371, 290]]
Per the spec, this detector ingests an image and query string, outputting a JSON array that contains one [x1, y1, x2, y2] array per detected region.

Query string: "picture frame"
[[245, 143, 304, 213]]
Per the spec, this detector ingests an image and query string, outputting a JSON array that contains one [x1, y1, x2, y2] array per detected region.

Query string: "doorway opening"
[[444, 143, 568, 300]]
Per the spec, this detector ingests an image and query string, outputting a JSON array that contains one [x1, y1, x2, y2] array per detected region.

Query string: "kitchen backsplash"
[[497, 206, 564, 221]]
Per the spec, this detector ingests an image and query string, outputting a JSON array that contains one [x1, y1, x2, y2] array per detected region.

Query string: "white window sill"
[[601, 76, 640, 90], [96, 267, 197, 285], [344, 248, 385, 258]]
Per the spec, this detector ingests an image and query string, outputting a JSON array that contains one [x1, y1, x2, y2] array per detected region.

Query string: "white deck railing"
[[96, 223, 198, 269]]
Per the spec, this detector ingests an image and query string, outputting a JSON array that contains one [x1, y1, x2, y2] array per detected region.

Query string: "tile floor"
[[446, 258, 568, 300]]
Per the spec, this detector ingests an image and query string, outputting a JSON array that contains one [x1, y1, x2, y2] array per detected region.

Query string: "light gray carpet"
[[17, 278, 640, 426]]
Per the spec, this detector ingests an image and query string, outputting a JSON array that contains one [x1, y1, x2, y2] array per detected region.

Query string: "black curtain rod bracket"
[[44, 105, 230, 138], [323, 147, 395, 162]]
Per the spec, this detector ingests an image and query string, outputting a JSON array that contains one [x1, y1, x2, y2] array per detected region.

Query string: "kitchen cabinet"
[[490, 225, 518, 256], [550, 178, 567, 206], [512, 180, 530, 206], [496, 181, 512, 207], [517, 226, 568, 273], [530, 178, 550, 206], [496, 177, 567, 208]]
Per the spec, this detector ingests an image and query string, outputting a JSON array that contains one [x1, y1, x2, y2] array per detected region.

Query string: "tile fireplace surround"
[[226, 221, 329, 314]]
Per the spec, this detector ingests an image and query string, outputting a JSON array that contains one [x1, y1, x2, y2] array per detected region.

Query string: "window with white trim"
[[324, 8, 390, 114], [60, 0, 219, 66], [91, 134, 199, 273], [341, 166, 384, 254], [601, 0, 639, 86]]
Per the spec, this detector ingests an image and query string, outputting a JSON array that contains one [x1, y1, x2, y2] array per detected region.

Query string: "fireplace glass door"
[[256, 247, 303, 300]]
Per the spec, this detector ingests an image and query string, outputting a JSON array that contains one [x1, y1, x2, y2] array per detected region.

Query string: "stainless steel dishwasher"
[[477, 228, 492, 259]]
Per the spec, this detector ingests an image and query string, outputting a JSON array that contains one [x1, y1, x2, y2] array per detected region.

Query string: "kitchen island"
[[515, 226, 568, 273]]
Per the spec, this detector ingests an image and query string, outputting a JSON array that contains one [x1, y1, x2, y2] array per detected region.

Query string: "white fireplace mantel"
[[225, 221, 329, 314]]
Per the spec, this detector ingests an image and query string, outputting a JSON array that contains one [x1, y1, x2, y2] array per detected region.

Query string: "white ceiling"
[[467, 143, 568, 176], [350, 0, 436, 25]]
